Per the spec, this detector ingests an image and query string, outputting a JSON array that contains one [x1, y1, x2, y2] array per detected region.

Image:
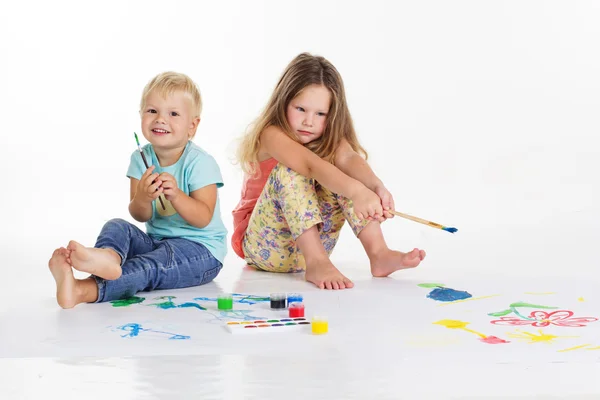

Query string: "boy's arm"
[[169, 184, 217, 229], [129, 178, 153, 222], [334, 139, 383, 191]]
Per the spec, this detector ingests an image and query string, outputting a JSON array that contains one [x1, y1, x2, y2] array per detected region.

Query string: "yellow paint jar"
[[311, 316, 328, 335]]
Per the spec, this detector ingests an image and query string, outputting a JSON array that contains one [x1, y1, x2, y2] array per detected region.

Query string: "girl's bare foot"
[[370, 248, 426, 277], [48, 248, 78, 309], [67, 240, 122, 280], [305, 258, 354, 290]]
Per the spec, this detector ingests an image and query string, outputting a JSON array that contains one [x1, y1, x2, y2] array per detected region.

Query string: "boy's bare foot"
[[67, 240, 122, 280], [48, 248, 78, 309], [305, 258, 354, 290], [370, 248, 426, 277]]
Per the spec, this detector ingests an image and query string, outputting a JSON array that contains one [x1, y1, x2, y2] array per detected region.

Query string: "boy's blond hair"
[[140, 71, 203, 118]]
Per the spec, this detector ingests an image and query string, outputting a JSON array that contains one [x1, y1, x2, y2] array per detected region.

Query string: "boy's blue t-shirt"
[[126, 141, 228, 263]]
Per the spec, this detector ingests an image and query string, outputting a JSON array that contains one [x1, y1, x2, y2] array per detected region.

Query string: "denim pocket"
[[161, 241, 176, 272], [200, 264, 222, 285]]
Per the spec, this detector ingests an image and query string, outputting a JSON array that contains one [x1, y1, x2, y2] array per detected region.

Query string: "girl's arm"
[[335, 140, 395, 219], [334, 139, 383, 191], [262, 126, 366, 199], [261, 126, 383, 219]]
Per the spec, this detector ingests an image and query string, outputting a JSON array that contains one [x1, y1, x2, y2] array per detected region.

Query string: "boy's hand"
[[158, 172, 181, 202], [374, 184, 395, 221], [135, 166, 163, 204]]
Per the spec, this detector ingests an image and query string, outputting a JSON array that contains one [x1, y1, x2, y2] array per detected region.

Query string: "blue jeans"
[[92, 218, 223, 303]]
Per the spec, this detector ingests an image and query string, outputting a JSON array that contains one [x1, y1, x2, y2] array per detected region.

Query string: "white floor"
[[2, 216, 600, 399]]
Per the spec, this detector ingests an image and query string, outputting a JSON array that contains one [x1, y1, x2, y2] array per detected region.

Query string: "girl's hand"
[[374, 184, 395, 221], [158, 172, 181, 202], [135, 166, 163, 204], [352, 186, 384, 221]]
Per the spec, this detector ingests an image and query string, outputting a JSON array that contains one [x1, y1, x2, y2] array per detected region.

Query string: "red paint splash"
[[480, 335, 510, 344]]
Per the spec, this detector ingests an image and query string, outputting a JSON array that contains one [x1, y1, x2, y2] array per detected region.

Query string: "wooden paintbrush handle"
[[390, 210, 444, 229]]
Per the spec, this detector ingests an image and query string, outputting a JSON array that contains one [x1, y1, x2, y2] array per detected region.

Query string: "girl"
[[232, 53, 425, 290], [48, 72, 227, 308]]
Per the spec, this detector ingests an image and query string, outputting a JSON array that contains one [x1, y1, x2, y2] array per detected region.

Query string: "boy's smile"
[[151, 128, 171, 136]]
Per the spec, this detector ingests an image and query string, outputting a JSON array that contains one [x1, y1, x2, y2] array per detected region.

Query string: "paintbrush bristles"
[[390, 210, 457, 234]]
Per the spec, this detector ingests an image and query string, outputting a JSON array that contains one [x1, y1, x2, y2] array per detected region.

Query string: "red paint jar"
[[288, 302, 305, 318]]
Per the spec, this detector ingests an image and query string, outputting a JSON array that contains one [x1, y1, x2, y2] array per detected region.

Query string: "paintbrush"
[[134, 132, 166, 210], [390, 210, 457, 233]]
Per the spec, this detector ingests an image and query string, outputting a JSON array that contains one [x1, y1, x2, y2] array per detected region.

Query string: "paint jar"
[[217, 294, 233, 310], [311, 316, 328, 335], [286, 293, 303, 304], [288, 302, 305, 318], [270, 293, 286, 309]]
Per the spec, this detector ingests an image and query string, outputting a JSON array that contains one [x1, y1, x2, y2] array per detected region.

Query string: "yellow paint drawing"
[[507, 329, 576, 344], [437, 294, 501, 307], [434, 319, 485, 337], [578, 297, 585, 302], [433, 319, 508, 344], [524, 292, 556, 295], [558, 344, 600, 352], [558, 344, 592, 352]]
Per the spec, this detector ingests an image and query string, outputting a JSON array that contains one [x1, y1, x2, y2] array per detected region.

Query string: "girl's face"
[[286, 84, 331, 145], [141, 90, 199, 152]]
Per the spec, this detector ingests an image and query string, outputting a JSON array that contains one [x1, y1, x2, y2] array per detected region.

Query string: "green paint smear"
[[509, 302, 557, 309], [418, 283, 445, 288], [488, 309, 512, 317], [244, 296, 270, 302], [151, 301, 175, 309], [110, 296, 145, 307]]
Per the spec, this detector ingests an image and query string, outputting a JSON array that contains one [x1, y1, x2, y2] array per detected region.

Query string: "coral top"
[[231, 158, 279, 259]]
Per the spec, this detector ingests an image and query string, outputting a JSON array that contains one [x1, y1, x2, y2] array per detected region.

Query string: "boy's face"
[[141, 90, 199, 152], [286, 84, 331, 145]]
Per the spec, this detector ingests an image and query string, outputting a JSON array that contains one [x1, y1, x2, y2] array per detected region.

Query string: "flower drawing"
[[491, 310, 598, 328]]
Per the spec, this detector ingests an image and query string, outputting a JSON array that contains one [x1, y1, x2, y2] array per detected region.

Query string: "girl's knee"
[[272, 163, 311, 183]]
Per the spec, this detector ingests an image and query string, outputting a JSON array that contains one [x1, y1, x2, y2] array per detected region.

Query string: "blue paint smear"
[[149, 299, 206, 310], [119, 323, 143, 337], [116, 323, 190, 340], [177, 302, 206, 310], [211, 310, 267, 322], [194, 293, 270, 305], [427, 287, 472, 302]]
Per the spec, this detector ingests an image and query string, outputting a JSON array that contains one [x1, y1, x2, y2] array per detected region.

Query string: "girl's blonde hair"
[[237, 52, 367, 176], [140, 71, 203, 118]]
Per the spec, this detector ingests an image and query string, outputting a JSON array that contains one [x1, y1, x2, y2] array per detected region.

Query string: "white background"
[[1, 0, 599, 278], [2, 1, 600, 398]]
